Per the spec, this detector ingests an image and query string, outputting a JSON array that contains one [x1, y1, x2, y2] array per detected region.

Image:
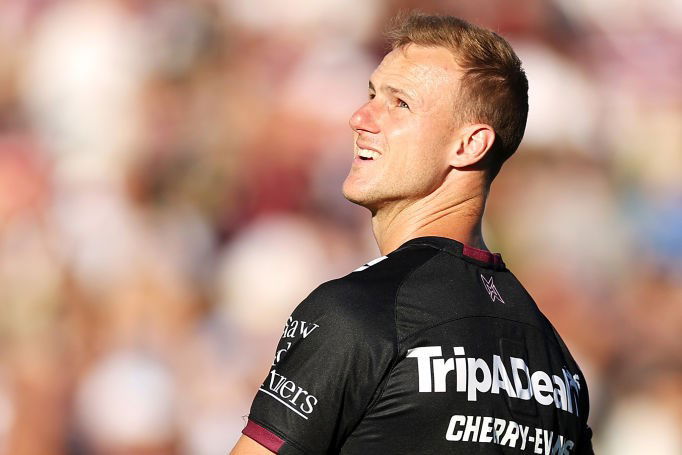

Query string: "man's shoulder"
[[315, 241, 443, 302], [292, 243, 443, 333]]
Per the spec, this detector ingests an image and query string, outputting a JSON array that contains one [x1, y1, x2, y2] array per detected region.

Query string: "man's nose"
[[349, 101, 380, 134]]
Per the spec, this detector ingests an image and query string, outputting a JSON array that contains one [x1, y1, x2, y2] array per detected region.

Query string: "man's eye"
[[397, 99, 409, 109]]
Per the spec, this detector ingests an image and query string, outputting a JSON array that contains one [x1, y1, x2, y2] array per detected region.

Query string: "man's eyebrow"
[[387, 85, 414, 100], [368, 80, 416, 101]]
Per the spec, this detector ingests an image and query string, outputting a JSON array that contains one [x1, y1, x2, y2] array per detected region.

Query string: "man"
[[231, 13, 594, 454]]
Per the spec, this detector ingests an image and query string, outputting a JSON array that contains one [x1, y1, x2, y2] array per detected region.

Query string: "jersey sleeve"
[[243, 280, 397, 454]]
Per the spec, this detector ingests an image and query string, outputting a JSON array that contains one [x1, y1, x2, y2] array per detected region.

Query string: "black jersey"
[[243, 236, 594, 454]]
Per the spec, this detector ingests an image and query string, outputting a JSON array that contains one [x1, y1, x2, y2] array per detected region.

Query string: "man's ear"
[[449, 124, 495, 168]]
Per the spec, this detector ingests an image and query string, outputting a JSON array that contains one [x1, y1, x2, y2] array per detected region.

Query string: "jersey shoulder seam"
[[399, 314, 562, 346], [393, 249, 448, 353], [358, 248, 445, 416]]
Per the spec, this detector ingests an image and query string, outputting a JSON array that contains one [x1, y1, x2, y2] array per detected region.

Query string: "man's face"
[[342, 44, 462, 212]]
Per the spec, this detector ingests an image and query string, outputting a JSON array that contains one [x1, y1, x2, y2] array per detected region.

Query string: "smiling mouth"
[[357, 148, 380, 160]]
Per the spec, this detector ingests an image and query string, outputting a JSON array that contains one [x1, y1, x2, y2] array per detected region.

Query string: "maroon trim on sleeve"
[[242, 420, 285, 453], [462, 244, 504, 266]]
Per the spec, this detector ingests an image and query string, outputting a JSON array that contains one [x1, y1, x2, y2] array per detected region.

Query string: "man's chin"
[[342, 185, 379, 214]]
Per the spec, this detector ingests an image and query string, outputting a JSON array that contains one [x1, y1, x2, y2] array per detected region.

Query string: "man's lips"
[[356, 143, 381, 153], [355, 143, 382, 161]]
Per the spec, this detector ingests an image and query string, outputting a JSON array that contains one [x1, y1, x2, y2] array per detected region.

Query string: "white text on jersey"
[[282, 316, 319, 339], [407, 346, 582, 416], [259, 369, 319, 419]]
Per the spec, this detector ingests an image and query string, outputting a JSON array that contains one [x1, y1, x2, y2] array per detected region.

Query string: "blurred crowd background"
[[0, 0, 680, 454]]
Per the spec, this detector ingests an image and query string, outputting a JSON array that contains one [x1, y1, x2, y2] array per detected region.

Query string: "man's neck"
[[371, 176, 489, 255]]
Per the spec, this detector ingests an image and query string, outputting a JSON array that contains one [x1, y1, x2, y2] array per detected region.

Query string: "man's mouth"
[[357, 148, 380, 161]]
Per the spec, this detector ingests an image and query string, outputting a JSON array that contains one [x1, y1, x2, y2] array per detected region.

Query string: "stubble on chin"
[[342, 179, 365, 207], [342, 177, 377, 213]]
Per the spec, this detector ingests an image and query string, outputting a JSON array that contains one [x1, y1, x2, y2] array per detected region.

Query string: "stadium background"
[[0, 0, 680, 453]]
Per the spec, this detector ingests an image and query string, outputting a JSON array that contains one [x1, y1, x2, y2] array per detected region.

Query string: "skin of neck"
[[370, 169, 490, 255]]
